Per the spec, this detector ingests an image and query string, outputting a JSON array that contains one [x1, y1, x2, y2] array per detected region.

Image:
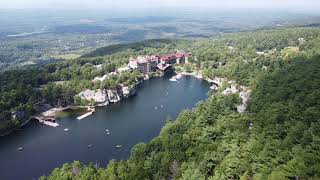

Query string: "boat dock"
[[34, 116, 59, 127], [77, 107, 95, 120], [43, 121, 59, 127], [77, 111, 93, 120]]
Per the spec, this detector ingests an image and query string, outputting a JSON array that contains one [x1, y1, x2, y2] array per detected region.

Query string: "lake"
[[0, 75, 210, 180]]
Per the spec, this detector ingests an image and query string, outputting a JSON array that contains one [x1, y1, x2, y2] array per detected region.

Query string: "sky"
[[1, 0, 320, 10]]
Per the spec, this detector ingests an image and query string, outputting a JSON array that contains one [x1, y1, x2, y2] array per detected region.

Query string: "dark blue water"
[[0, 76, 210, 180]]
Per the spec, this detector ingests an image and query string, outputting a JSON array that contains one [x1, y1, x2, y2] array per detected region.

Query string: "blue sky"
[[1, 0, 319, 9]]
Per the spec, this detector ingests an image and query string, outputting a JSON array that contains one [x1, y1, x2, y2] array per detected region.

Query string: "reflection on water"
[[0, 76, 210, 180], [55, 108, 88, 118]]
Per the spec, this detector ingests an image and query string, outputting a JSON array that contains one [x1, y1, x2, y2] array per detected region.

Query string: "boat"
[[169, 75, 178, 82], [169, 78, 177, 82], [106, 132, 110, 135], [64, 128, 69, 131], [87, 144, 94, 148], [160, 105, 163, 108], [17, 147, 23, 151], [176, 73, 183, 79], [116, 145, 122, 148], [155, 107, 158, 109]]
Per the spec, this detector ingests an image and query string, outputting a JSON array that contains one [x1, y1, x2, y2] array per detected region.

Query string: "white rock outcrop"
[[223, 85, 238, 95], [122, 85, 137, 98], [223, 81, 239, 95], [223, 87, 233, 95], [78, 89, 108, 104], [237, 90, 251, 114], [237, 104, 247, 114], [210, 84, 219, 91], [144, 74, 151, 80], [107, 89, 121, 103], [92, 72, 118, 83], [93, 75, 108, 82], [217, 80, 251, 114], [212, 77, 225, 87]]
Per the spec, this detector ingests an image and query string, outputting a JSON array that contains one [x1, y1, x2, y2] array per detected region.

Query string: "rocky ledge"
[[77, 85, 137, 106]]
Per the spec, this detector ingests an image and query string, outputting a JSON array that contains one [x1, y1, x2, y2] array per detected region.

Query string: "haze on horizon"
[[1, 0, 320, 10]]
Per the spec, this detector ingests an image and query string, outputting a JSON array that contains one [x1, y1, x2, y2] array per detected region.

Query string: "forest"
[[0, 38, 181, 134], [2, 10, 320, 72], [43, 27, 320, 179], [0, 26, 320, 179], [43, 56, 320, 179]]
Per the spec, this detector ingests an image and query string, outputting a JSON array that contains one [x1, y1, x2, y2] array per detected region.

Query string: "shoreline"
[[0, 71, 211, 137]]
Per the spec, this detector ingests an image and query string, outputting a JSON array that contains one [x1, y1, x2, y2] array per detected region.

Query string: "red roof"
[[160, 52, 190, 61], [131, 51, 190, 63]]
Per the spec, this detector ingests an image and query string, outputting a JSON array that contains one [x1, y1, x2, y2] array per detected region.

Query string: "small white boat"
[[64, 128, 69, 131], [106, 129, 109, 132], [88, 144, 94, 148], [160, 105, 164, 108], [106, 132, 110, 135], [116, 145, 122, 148], [155, 107, 158, 109], [169, 76, 178, 82], [17, 147, 23, 151]]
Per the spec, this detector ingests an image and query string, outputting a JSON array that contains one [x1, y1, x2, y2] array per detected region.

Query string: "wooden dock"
[[77, 111, 93, 120], [42, 121, 59, 127], [77, 107, 95, 120], [35, 118, 59, 127]]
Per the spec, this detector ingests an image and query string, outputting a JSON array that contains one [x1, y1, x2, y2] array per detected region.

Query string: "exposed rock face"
[[144, 74, 151, 80], [107, 89, 121, 103], [223, 85, 238, 95], [206, 77, 226, 92], [122, 85, 137, 98], [240, 91, 251, 105], [93, 75, 108, 83], [215, 79, 251, 114], [237, 90, 251, 114], [237, 104, 247, 114], [78, 89, 108, 104], [211, 77, 225, 87], [77, 84, 138, 105], [210, 84, 219, 91], [92, 72, 117, 83], [231, 84, 239, 93], [223, 87, 233, 95], [223, 81, 239, 95]]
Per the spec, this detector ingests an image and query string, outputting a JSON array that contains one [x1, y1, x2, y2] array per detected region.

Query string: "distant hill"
[[53, 24, 110, 34], [82, 39, 181, 58]]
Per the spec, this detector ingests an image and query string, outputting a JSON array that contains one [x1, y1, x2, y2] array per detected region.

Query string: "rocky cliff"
[[78, 84, 137, 106], [107, 89, 121, 103], [78, 89, 109, 105], [122, 85, 137, 98]]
